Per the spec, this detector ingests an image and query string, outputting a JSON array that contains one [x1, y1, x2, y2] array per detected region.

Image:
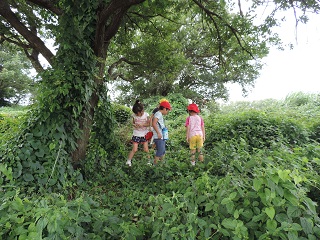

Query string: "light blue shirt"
[[152, 111, 165, 139]]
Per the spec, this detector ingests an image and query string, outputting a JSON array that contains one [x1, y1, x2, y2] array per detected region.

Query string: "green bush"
[[205, 110, 309, 150], [112, 103, 131, 124], [284, 92, 320, 107], [0, 112, 26, 150], [309, 121, 320, 143]]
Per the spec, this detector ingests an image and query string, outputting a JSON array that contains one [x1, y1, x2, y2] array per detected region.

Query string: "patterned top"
[[132, 112, 149, 137]]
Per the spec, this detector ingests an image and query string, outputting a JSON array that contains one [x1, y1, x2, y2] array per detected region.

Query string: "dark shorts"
[[154, 139, 166, 157], [131, 136, 147, 143]]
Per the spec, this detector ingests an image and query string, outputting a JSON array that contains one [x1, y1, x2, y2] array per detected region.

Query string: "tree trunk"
[[71, 92, 99, 168]]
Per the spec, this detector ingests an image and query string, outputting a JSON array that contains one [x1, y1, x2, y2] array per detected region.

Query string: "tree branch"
[[0, 0, 54, 65], [108, 57, 142, 80], [94, 0, 145, 56], [192, 0, 255, 59], [26, 0, 63, 15]]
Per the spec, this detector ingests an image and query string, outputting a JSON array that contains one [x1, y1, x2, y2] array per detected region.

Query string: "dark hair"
[[159, 106, 170, 111], [132, 99, 144, 114]]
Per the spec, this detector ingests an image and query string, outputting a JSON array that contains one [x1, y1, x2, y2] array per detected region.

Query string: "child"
[[149, 98, 169, 148], [126, 100, 150, 167], [185, 103, 205, 166], [152, 100, 171, 165]]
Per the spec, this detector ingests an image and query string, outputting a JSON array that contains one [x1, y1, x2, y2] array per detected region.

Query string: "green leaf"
[[205, 202, 213, 212], [313, 226, 320, 237], [49, 143, 56, 150], [287, 231, 299, 240], [293, 175, 303, 185], [253, 178, 263, 191], [266, 219, 277, 232], [221, 218, 236, 230], [36, 217, 49, 232], [275, 213, 289, 223], [34, 131, 43, 137], [291, 223, 302, 231], [23, 173, 34, 182], [229, 192, 237, 200], [265, 207, 275, 220], [287, 205, 301, 218], [12, 197, 24, 212], [303, 198, 317, 214], [300, 217, 313, 235], [284, 190, 299, 206], [221, 197, 230, 205], [35, 148, 45, 157], [278, 169, 291, 181]]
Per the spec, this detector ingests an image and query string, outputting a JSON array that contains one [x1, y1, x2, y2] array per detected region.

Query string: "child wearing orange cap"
[[185, 103, 205, 166], [152, 100, 171, 165]]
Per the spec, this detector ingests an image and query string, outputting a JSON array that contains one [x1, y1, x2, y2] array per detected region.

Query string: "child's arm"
[[201, 117, 205, 141], [186, 125, 190, 142], [132, 118, 140, 129], [185, 116, 190, 142], [149, 114, 154, 128], [202, 125, 205, 142], [146, 116, 151, 127]]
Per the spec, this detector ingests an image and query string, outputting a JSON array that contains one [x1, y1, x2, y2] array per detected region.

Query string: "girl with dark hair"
[[126, 100, 150, 166]]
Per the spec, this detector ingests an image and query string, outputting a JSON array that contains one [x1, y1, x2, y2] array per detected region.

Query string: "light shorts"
[[189, 135, 203, 150]]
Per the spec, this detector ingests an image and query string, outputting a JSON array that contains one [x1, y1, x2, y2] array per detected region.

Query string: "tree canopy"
[[0, 0, 319, 188], [0, 43, 34, 106]]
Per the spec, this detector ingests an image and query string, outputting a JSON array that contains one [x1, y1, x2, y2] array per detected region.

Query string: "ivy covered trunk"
[[42, 2, 108, 168], [1, 0, 142, 189]]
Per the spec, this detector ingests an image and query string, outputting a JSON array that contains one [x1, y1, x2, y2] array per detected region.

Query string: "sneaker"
[[126, 160, 132, 167], [191, 161, 196, 166]]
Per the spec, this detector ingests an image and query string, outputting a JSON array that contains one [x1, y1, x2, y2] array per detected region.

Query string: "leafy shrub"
[[284, 92, 319, 107], [309, 121, 320, 143], [142, 93, 189, 121], [0, 109, 28, 152], [112, 103, 131, 124], [205, 110, 309, 150]]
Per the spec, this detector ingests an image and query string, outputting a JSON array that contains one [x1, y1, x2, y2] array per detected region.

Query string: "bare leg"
[[198, 148, 204, 162], [190, 149, 196, 165], [127, 143, 138, 166], [142, 142, 150, 160]]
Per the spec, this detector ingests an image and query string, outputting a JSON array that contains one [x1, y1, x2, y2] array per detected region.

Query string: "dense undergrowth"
[[1, 92, 320, 239]]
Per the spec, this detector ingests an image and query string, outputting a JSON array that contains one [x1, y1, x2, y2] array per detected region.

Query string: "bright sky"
[[226, 7, 320, 102]]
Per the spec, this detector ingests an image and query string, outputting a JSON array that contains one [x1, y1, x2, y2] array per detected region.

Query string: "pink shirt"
[[185, 115, 204, 138]]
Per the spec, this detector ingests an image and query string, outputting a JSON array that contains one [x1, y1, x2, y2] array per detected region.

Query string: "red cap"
[[160, 101, 171, 110], [187, 103, 200, 113]]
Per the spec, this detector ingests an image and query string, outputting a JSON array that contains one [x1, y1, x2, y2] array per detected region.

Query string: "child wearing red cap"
[[149, 98, 169, 148], [185, 103, 205, 166], [152, 100, 171, 165]]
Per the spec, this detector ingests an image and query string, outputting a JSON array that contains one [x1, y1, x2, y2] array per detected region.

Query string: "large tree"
[[0, 0, 319, 187]]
